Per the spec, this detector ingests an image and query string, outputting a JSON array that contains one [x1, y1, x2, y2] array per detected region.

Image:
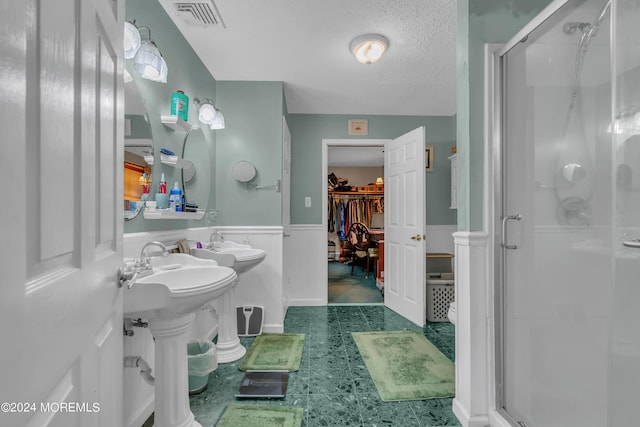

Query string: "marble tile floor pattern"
[[188, 305, 460, 427]]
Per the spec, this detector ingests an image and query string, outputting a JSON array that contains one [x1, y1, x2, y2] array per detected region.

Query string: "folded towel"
[[176, 239, 191, 255]]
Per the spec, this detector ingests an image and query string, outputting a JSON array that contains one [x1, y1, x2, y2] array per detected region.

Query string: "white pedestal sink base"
[[215, 284, 247, 363], [149, 313, 202, 427]]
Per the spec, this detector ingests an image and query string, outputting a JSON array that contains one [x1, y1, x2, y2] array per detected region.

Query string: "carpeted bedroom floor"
[[328, 261, 383, 304]]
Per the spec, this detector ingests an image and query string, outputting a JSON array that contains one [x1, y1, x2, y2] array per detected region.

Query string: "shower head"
[[563, 0, 611, 46], [580, 0, 612, 46], [565, 0, 612, 83]]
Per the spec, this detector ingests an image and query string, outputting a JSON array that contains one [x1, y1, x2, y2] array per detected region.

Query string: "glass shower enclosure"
[[494, 0, 640, 425]]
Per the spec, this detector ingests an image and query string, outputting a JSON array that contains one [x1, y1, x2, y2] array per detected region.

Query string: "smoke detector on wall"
[[159, 0, 226, 28]]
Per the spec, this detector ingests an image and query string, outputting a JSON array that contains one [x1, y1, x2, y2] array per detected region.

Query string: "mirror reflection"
[[124, 76, 153, 221]]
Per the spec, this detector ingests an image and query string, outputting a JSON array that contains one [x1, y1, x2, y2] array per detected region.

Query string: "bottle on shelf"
[[169, 181, 182, 212], [171, 90, 189, 122]]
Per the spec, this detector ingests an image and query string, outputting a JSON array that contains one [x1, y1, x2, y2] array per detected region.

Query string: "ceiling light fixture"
[[349, 34, 389, 64], [194, 98, 226, 130], [133, 26, 168, 83]]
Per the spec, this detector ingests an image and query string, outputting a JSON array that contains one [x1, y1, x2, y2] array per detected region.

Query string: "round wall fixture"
[[232, 161, 257, 183]]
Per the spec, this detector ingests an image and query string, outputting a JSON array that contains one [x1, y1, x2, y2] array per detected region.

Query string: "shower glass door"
[[495, 0, 640, 425], [611, 1, 640, 425]]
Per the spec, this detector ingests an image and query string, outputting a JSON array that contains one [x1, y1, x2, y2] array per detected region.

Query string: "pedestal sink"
[[124, 253, 237, 427], [191, 241, 266, 363]]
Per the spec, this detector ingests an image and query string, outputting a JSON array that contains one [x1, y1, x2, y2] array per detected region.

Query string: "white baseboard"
[[453, 398, 490, 427], [125, 395, 153, 427], [286, 298, 325, 307], [262, 323, 284, 333]]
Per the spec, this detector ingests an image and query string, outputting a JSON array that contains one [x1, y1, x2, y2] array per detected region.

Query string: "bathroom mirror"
[[124, 74, 153, 221], [125, 76, 154, 166], [232, 160, 257, 183]]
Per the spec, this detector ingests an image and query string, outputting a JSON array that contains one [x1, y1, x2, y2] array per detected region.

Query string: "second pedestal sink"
[[191, 241, 266, 274], [123, 252, 237, 427], [191, 240, 266, 363]]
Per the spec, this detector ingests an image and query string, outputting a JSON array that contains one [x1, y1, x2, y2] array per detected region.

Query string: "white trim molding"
[[284, 224, 326, 307], [452, 231, 490, 427]]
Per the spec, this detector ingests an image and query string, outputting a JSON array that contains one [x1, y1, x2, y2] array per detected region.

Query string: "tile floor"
[[188, 305, 460, 427]]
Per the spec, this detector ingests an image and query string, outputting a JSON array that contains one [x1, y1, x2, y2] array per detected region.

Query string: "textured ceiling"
[[159, 0, 457, 116]]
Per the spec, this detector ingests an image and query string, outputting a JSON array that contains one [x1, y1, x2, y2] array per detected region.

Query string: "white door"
[[384, 127, 426, 326], [1, 0, 124, 426]]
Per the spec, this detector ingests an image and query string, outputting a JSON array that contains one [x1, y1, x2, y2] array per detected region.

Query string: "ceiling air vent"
[[165, 0, 226, 28]]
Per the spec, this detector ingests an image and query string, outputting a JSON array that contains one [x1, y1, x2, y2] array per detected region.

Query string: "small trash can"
[[187, 341, 217, 395]]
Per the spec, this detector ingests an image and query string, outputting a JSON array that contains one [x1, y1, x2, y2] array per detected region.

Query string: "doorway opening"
[[325, 142, 386, 304]]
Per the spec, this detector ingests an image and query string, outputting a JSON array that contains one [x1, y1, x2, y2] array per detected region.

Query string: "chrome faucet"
[[118, 241, 169, 290], [140, 241, 169, 267], [207, 231, 224, 250]]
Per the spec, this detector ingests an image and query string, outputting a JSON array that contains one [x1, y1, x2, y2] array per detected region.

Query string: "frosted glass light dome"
[[349, 34, 389, 64]]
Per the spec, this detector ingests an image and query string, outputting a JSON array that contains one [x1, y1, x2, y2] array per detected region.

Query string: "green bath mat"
[[216, 403, 303, 427], [351, 330, 455, 401], [239, 333, 305, 372]]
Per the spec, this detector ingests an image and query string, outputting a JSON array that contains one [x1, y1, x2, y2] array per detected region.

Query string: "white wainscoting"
[[452, 231, 491, 427], [284, 225, 327, 307], [425, 224, 458, 253], [284, 224, 458, 308], [122, 226, 283, 427]]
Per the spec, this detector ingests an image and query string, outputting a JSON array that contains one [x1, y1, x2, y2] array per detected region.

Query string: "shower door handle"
[[502, 214, 522, 250], [622, 239, 640, 248]]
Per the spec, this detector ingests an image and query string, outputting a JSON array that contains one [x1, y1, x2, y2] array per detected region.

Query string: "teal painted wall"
[[124, 0, 559, 233], [124, 0, 217, 233], [457, 0, 553, 231], [288, 114, 457, 225], [215, 81, 284, 226]]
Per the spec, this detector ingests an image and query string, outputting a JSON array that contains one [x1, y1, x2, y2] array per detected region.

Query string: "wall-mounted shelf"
[[161, 153, 193, 169], [328, 191, 383, 196], [161, 115, 191, 131], [160, 154, 196, 181], [143, 209, 205, 220]]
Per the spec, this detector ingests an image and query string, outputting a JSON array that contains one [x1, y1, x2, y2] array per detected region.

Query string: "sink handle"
[[118, 266, 137, 289]]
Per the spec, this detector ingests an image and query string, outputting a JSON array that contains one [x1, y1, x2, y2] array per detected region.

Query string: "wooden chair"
[[346, 222, 372, 277]]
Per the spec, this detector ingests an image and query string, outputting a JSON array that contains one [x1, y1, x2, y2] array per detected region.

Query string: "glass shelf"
[[161, 115, 191, 131], [143, 209, 205, 220]]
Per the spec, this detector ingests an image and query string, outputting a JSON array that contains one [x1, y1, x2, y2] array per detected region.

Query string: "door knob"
[[410, 234, 422, 241]]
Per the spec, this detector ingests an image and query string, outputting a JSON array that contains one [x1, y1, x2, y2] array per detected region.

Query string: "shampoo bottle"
[[171, 90, 189, 122], [169, 182, 182, 212]]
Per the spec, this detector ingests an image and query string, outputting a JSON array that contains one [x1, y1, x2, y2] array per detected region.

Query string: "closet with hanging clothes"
[[327, 166, 385, 303], [329, 193, 383, 262]]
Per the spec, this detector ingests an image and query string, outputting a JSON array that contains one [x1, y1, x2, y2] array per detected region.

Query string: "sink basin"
[[122, 253, 236, 427], [192, 241, 266, 274], [124, 253, 237, 319]]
